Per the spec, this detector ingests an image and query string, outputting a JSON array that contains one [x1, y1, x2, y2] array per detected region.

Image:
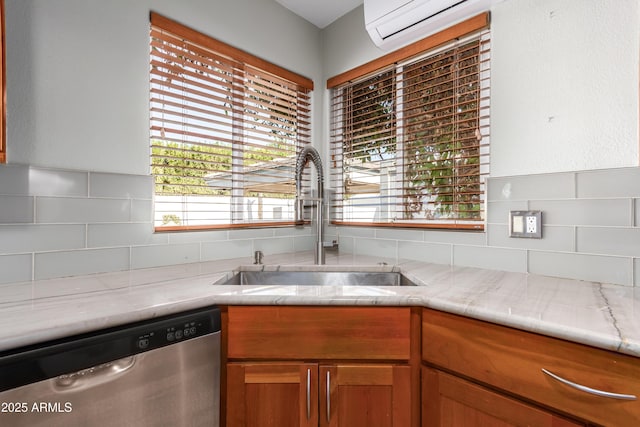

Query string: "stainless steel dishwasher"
[[0, 306, 221, 427]]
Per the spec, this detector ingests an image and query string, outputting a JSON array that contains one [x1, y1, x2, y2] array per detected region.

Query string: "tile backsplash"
[[1, 164, 639, 286], [327, 167, 640, 287], [0, 164, 314, 284]]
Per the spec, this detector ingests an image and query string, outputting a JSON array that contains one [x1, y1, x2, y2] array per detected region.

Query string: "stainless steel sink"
[[215, 270, 416, 286]]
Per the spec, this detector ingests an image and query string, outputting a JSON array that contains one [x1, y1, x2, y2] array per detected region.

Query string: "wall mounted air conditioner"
[[365, 0, 501, 50]]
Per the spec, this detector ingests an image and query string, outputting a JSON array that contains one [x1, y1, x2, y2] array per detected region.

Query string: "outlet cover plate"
[[509, 210, 542, 239]]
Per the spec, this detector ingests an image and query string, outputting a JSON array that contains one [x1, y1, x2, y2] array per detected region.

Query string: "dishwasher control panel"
[[134, 311, 218, 352]]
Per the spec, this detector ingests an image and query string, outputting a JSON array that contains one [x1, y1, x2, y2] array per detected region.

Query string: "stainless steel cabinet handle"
[[542, 369, 637, 401], [326, 370, 331, 422], [306, 368, 311, 420]]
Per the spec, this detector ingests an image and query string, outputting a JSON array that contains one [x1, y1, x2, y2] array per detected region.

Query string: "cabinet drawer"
[[422, 367, 583, 426], [422, 309, 640, 426], [228, 306, 411, 360]]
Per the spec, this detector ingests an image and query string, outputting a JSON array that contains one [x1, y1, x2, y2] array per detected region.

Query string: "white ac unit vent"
[[365, 0, 501, 50]]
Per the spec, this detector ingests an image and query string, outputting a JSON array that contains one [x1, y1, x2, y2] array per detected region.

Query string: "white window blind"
[[150, 13, 313, 230], [329, 25, 490, 230]]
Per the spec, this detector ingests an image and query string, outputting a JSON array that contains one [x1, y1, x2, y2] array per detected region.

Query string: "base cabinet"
[[227, 362, 411, 427], [226, 363, 318, 427], [422, 308, 640, 426], [223, 306, 639, 427], [323, 364, 411, 427], [421, 367, 583, 427]]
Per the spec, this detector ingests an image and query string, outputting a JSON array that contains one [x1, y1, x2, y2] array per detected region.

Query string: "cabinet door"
[[227, 362, 318, 427], [422, 308, 640, 425], [321, 364, 411, 427], [422, 367, 583, 427]]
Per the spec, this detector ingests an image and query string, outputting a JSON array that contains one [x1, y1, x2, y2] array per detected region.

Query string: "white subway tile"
[[29, 167, 88, 197], [201, 240, 252, 262], [398, 241, 452, 264], [90, 172, 153, 199], [487, 173, 575, 201], [530, 199, 632, 227], [36, 197, 131, 223], [35, 248, 130, 280], [0, 165, 88, 197], [131, 199, 153, 222], [354, 238, 396, 260], [131, 243, 200, 269], [0, 224, 85, 253], [0, 196, 34, 223], [577, 168, 640, 198], [228, 228, 275, 240], [88, 223, 166, 248], [529, 251, 632, 286], [168, 230, 227, 244], [577, 227, 640, 257], [254, 237, 294, 255], [487, 224, 575, 252], [0, 254, 32, 284], [454, 245, 527, 273]]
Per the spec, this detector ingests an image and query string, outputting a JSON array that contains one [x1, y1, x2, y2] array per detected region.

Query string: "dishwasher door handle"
[[53, 355, 137, 393]]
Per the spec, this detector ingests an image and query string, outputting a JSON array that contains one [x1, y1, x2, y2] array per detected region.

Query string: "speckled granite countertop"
[[0, 252, 638, 357]]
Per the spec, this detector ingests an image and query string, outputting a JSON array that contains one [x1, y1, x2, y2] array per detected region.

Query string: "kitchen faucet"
[[295, 146, 325, 265]]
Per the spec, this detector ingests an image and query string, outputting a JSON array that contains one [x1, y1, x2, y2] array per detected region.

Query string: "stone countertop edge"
[[0, 252, 637, 359]]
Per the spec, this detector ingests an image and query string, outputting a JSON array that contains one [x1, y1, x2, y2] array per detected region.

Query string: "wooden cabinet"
[[226, 362, 411, 427], [224, 305, 640, 426], [322, 364, 411, 427], [225, 306, 420, 427], [421, 308, 640, 426], [422, 366, 582, 426], [227, 362, 318, 427], [226, 306, 412, 360]]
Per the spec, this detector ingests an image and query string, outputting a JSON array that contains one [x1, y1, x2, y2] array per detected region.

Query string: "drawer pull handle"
[[542, 369, 637, 401], [326, 371, 331, 422], [306, 368, 311, 420]]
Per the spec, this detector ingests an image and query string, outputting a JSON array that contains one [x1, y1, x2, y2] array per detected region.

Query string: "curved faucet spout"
[[295, 146, 324, 224], [294, 146, 325, 264]]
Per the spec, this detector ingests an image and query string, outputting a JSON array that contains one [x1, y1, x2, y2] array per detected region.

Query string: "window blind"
[[329, 24, 490, 230], [150, 13, 313, 230]]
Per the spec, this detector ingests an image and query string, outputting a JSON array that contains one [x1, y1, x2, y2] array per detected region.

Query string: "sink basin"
[[215, 270, 416, 286]]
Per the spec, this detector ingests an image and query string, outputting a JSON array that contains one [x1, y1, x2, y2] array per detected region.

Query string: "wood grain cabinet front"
[[225, 306, 419, 427], [227, 306, 412, 360], [422, 366, 583, 427], [421, 308, 640, 426], [226, 362, 411, 427], [321, 364, 411, 427], [226, 362, 318, 427]]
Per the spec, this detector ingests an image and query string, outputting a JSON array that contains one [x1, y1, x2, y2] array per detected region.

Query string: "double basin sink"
[[215, 269, 417, 287]]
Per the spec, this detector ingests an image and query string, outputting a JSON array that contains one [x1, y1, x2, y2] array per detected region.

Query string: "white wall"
[[10, 0, 636, 178], [321, 0, 640, 176], [491, 0, 639, 176], [6, 0, 322, 175]]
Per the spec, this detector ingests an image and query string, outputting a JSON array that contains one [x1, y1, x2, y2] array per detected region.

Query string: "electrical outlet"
[[526, 215, 537, 233], [509, 211, 542, 239]]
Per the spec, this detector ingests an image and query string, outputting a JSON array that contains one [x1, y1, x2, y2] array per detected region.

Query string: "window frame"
[[327, 13, 490, 231], [149, 13, 313, 232]]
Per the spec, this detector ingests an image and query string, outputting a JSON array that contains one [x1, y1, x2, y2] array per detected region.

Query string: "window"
[[150, 13, 313, 230], [328, 14, 490, 230]]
